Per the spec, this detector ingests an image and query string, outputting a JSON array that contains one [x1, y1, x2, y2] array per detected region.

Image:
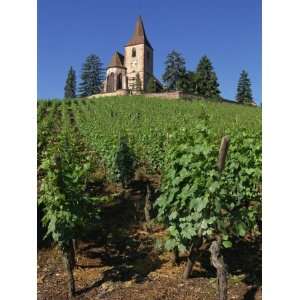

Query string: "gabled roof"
[[126, 16, 153, 49], [108, 52, 125, 68]]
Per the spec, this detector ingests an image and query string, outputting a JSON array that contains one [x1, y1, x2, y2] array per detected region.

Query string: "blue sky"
[[38, 0, 261, 102]]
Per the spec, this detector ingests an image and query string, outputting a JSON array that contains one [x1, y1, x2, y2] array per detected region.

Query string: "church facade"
[[103, 16, 161, 93]]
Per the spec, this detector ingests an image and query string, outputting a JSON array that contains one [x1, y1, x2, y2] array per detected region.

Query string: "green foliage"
[[155, 121, 261, 253], [176, 70, 196, 93], [115, 136, 136, 187], [56, 97, 259, 175], [236, 70, 253, 104], [37, 97, 261, 255], [38, 96, 261, 180], [146, 76, 157, 93], [38, 104, 100, 248], [37, 101, 62, 165], [162, 50, 186, 90], [36, 94, 261, 298], [79, 54, 104, 97], [195, 55, 220, 99], [64, 66, 77, 98]]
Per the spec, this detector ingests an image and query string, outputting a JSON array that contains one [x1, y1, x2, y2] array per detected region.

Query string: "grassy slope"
[[79, 96, 261, 133], [38, 96, 261, 171], [37, 97, 262, 299], [38, 96, 261, 133]]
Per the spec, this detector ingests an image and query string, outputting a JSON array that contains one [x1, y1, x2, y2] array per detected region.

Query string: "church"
[[103, 16, 162, 94]]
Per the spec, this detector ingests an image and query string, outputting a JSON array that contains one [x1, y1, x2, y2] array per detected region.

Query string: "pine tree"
[[236, 70, 253, 104], [146, 76, 156, 92], [186, 71, 197, 93], [64, 67, 76, 98], [194, 55, 220, 99], [162, 50, 186, 90], [176, 70, 196, 93], [79, 54, 104, 97]]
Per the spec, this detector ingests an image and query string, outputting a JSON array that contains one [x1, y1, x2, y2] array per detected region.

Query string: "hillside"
[[38, 96, 261, 173], [37, 96, 261, 300]]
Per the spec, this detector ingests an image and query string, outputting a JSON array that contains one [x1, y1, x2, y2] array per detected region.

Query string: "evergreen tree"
[[236, 70, 253, 104], [64, 67, 76, 98], [162, 50, 186, 90], [146, 76, 157, 92], [79, 54, 104, 97], [194, 55, 220, 99], [176, 70, 196, 93], [186, 71, 197, 93]]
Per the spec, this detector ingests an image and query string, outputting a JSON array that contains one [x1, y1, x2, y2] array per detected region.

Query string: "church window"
[[132, 48, 136, 57], [107, 72, 115, 93], [117, 73, 122, 90]]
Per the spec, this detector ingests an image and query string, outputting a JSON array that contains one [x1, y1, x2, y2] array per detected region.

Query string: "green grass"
[[38, 96, 261, 175], [77, 95, 261, 133]]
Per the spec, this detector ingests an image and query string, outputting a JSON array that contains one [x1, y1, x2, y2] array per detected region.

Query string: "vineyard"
[[37, 96, 262, 300]]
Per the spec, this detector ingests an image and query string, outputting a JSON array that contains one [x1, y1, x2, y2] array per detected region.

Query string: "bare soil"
[[38, 231, 261, 299], [38, 180, 261, 300]]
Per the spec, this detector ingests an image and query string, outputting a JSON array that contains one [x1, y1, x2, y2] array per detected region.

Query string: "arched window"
[[132, 48, 136, 57], [117, 73, 122, 90], [107, 72, 115, 92]]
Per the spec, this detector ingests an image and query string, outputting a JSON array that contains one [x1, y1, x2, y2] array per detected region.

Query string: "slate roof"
[[108, 52, 125, 68], [126, 16, 153, 49]]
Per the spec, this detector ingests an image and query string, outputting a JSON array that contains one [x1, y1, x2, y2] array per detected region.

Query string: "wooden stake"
[[210, 136, 230, 300], [217, 136, 230, 172], [144, 182, 152, 225], [61, 241, 76, 299]]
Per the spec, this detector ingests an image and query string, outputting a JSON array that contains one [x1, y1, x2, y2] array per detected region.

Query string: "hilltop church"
[[103, 16, 162, 94]]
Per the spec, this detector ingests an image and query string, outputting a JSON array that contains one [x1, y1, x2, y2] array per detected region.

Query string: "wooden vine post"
[[217, 136, 230, 173], [61, 241, 76, 299], [144, 182, 152, 231], [209, 135, 230, 300]]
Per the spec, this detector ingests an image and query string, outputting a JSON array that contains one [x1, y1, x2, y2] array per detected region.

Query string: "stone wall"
[[144, 92, 249, 104], [87, 91, 184, 100], [144, 91, 181, 99], [87, 89, 129, 99], [144, 91, 199, 100], [124, 44, 153, 91], [86, 91, 252, 106], [124, 44, 144, 90]]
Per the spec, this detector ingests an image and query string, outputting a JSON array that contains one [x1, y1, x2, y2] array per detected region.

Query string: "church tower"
[[124, 16, 153, 91]]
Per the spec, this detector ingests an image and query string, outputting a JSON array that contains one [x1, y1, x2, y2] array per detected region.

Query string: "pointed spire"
[[126, 16, 153, 49], [108, 52, 125, 68]]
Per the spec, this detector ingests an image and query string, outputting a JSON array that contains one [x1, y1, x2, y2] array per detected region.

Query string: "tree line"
[[160, 50, 254, 104], [64, 51, 254, 104], [64, 54, 105, 99]]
